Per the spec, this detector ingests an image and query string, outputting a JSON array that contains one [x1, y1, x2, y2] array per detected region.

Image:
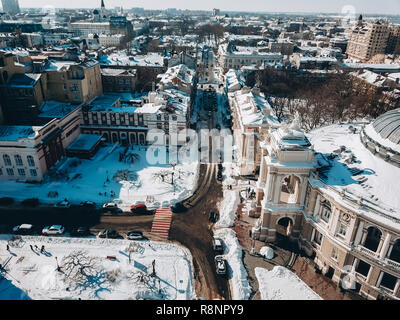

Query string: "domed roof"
[[93, 9, 99, 14], [372, 108, 400, 145]]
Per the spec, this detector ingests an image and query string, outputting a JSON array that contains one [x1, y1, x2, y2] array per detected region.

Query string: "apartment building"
[[346, 16, 389, 62], [44, 59, 103, 104]]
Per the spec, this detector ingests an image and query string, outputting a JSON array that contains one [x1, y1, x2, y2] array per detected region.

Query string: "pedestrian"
[[6, 244, 9, 251], [104, 191, 107, 196], [34, 245, 39, 251], [41, 245, 45, 253], [30, 244, 34, 251]]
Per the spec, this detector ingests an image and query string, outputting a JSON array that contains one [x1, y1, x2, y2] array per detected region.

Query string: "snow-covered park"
[[255, 266, 322, 300], [0, 144, 199, 210], [0, 235, 196, 300]]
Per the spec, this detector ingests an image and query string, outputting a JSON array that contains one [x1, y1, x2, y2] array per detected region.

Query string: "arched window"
[[363, 226, 382, 252], [320, 200, 331, 223], [130, 133, 136, 145], [139, 133, 145, 145], [27, 155, 35, 167], [3, 154, 11, 166], [14, 155, 23, 166], [279, 175, 301, 204]]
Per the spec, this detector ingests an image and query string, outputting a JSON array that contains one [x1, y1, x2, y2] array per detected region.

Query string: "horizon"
[[10, 0, 400, 16]]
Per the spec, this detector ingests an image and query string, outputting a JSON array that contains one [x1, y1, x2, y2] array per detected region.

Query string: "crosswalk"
[[151, 207, 173, 240]]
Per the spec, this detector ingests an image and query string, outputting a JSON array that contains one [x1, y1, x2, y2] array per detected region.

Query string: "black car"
[[171, 202, 187, 213], [71, 226, 91, 237], [80, 201, 96, 209], [215, 255, 227, 275], [217, 172, 223, 182], [209, 211, 219, 223], [97, 229, 121, 239]]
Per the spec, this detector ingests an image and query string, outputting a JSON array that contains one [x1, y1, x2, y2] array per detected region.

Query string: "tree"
[[61, 250, 105, 289]]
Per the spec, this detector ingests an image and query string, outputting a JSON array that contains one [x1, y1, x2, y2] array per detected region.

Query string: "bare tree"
[[61, 250, 104, 289]]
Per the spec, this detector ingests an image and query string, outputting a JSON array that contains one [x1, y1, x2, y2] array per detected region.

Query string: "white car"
[[102, 202, 119, 212], [42, 225, 65, 236], [54, 200, 71, 209]]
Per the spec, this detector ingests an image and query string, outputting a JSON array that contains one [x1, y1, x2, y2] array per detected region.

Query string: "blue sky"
[[17, 0, 400, 15]]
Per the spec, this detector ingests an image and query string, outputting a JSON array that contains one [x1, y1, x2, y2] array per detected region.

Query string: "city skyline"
[[9, 0, 400, 15]]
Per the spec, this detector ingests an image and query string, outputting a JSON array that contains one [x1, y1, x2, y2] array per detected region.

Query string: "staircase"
[[151, 207, 173, 240]]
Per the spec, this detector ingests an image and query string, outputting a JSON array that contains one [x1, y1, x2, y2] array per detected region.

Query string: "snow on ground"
[[0, 235, 196, 300], [216, 189, 240, 228], [255, 266, 322, 300], [214, 228, 251, 300], [0, 144, 199, 210]]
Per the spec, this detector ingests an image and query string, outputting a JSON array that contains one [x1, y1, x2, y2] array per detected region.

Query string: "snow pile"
[[216, 189, 240, 228], [214, 228, 251, 300], [0, 235, 196, 300], [255, 266, 322, 300], [259, 246, 274, 260]]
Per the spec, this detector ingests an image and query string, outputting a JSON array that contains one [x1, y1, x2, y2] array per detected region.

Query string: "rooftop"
[[39, 101, 80, 119], [308, 123, 400, 220], [0, 126, 40, 142]]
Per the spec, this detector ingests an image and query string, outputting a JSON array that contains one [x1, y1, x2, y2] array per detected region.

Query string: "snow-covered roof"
[[157, 64, 195, 86], [308, 123, 400, 221], [0, 126, 41, 142], [231, 90, 280, 129], [99, 52, 164, 67], [351, 70, 390, 87], [67, 134, 103, 151], [39, 101, 80, 119]]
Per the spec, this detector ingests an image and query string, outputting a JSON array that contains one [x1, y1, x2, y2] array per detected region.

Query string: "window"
[[17, 168, 25, 176], [27, 155, 35, 167], [6, 168, 14, 176], [14, 155, 23, 166], [0, 168, 2, 176], [3, 154, 11, 166], [321, 201, 331, 223], [172, 115, 177, 121], [338, 223, 347, 237], [314, 230, 323, 245], [331, 248, 338, 261]]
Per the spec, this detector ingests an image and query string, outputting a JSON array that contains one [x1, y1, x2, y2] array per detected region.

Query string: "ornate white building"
[[252, 110, 400, 300]]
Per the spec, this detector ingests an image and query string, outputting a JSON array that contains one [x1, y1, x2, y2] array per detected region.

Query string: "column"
[[352, 257, 359, 273], [361, 229, 368, 246], [377, 236, 385, 255], [354, 221, 364, 247], [310, 228, 316, 242], [375, 270, 384, 287], [379, 233, 391, 260], [313, 195, 321, 217], [394, 279, 400, 297]]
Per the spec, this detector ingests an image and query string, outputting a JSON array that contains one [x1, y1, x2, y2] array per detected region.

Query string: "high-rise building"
[[1, 0, 20, 15], [346, 15, 389, 62], [386, 25, 400, 56]]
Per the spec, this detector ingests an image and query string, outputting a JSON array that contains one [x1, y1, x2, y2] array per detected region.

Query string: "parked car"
[[102, 202, 119, 213], [71, 226, 91, 237], [54, 200, 71, 209], [130, 204, 147, 214], [97, 229, 120, 239], [80, 201, 96, 209], [0, 197, 14, 206], [126, 230, 144, 240], [171, 201, 187, 213], [42, 225, 65, 236], [209, 210, 219, 223], [12, 224, 34, 235], [214, 255, 227, 275], [21, 198, 39, 207], [217, 172, 223, 181], [212, 237, 224, 253]]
